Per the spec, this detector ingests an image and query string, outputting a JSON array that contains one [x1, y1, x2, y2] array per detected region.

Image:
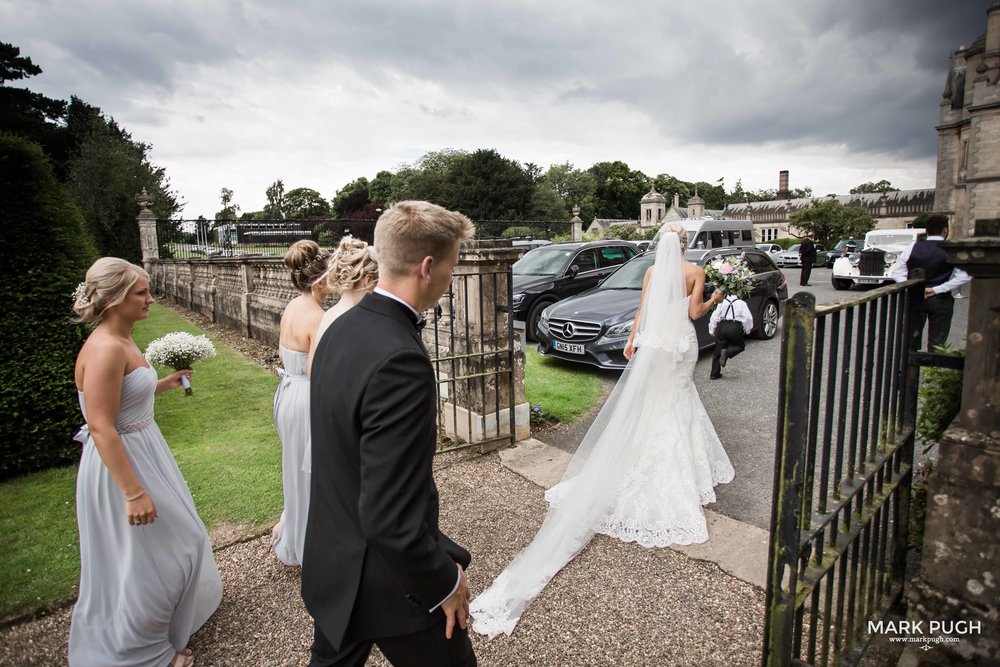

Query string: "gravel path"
[[1, 447, 765, 666]]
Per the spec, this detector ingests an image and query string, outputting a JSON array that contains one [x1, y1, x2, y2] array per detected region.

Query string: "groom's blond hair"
[[374, 201, 475, 276]]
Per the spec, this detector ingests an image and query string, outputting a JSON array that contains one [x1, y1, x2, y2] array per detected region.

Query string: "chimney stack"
[[777, 170, 790, 200]]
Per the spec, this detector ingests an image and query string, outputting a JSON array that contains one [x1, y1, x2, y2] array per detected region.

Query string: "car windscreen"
[[786, 244, 801, 252], [867, 234, 919, 247], [599, 257, 654, 289], [513, 248, 574, 275]]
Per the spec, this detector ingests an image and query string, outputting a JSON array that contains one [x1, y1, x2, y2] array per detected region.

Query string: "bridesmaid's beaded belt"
[[117, 416, 154, 433], [73, 417, 154, 444]]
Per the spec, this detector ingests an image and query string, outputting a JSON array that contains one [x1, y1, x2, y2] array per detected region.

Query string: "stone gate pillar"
[[900, 219, 1000, 666], [426, 239, 529, 450], [571, 205, 583, 242], [136, 188, 158, 269]]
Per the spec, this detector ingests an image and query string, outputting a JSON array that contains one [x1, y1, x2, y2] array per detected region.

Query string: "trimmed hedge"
[[0, 134, 96, 479]]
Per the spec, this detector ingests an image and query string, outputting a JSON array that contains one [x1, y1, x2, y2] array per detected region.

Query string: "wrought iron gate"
[[426, 267, 517, 453], [763, 278, 926, 666]]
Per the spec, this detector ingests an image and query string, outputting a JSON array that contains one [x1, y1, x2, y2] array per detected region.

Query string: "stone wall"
[[146, 241, 530, 445], [148, 256, 295, 345]]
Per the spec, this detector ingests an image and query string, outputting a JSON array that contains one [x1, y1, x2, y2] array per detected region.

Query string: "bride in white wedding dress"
[[470, 226, 735, 638]]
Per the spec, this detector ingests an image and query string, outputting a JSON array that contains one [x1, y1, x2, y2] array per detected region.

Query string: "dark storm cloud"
[[4, 0, 245, 118], [4, 0, 991, 157], [810, 0, 990, 70], [550, 0, 991, 158]]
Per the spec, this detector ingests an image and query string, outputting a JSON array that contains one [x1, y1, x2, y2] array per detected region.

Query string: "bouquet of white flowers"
[[145, 332, 216, 396], [704, 254, 754, 299]]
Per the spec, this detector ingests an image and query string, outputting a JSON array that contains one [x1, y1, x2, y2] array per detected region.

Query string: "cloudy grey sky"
[[3, 0, 991, 218]]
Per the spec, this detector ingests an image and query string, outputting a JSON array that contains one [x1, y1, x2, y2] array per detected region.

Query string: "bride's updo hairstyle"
[[659, 223, 688, 251], [323, 236, 379, 293], [285, 240, 330, 294], [73, 258, 149, 325]]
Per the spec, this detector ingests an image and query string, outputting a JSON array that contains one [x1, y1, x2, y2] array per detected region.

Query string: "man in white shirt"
[[708, 293, 754, 379], [888, 215, 971, 352]]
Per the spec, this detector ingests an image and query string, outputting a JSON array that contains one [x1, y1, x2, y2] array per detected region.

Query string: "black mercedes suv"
[[512, 241, 638, 339]]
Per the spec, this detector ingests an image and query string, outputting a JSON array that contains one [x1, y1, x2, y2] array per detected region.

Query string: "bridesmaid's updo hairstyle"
[[323, 236, 378, 293], [73, 257, 149, 325], [284, 240, 330, 293], [660, 223, 688, 251]]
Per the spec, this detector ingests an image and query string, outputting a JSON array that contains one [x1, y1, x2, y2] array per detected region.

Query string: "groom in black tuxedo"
[[303, 201, 476, 667]]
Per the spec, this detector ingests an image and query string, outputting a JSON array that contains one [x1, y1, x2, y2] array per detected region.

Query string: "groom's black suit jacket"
[[302, 292, 471, 652]]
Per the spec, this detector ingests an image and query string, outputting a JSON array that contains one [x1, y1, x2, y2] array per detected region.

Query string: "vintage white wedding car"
[[830, 228, 926, 290]]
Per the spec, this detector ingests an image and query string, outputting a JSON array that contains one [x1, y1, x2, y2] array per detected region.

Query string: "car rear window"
[[744, 252, 779, 273]]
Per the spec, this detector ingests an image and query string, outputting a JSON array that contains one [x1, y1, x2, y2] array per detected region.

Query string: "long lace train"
[[470, 233, 734, 638]]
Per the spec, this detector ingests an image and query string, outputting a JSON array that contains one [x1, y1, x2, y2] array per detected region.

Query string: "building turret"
[[686, 192, 706, 219], [639, 183, 667, 228]]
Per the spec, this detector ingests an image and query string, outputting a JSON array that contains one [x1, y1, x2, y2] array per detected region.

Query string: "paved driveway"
[[537, 267, 970, 531]]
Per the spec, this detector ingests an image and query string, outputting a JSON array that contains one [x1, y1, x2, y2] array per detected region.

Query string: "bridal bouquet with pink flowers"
[[704, 254, 753, 298], [145, 332, 216, 396]]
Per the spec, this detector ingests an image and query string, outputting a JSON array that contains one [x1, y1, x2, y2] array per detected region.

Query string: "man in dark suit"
[[303, 201, 476, 667], [889, 214, 970, 352], [799, 232, 817, 286]]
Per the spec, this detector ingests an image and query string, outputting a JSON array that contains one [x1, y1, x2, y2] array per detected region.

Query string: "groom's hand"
[[441, 563, 470, 639]]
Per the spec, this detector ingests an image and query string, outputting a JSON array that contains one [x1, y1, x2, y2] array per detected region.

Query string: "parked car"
[[512, 241, 638, 339], [757, 243, 783, 255], [774, 243, 828, 268], [649, 218, 756, 262], [831, 229, 925, 290], [824, 239, 860, 267], [536, 247, 788, 369]]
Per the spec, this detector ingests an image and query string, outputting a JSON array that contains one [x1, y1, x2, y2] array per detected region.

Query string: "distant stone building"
[[723, 182, 935, 242], [933, 0, 1000, 239], [586, 185, 726, 237]]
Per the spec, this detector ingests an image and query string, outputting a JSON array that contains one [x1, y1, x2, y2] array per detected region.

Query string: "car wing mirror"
[[568, 265, 580, 278]]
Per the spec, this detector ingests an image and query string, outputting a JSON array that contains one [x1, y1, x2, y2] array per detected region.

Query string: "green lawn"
[[0, 308, 602, 620], [524, 347, 603, 423], [0, 304, 281, 620]]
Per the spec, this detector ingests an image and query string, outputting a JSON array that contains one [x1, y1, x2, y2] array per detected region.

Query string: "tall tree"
[[332, 177, 371, 218], [284, 187, 330, 218], [790, 199, 875, 247], [389, 149, 468, 204], [588, 161, 648, 219], [368, 170, 393, 207], [445, 149, 534, 220], [216, 187, 239, 221], [532, 162, 596, 221], [264, 179, 285, 219], [64, 98, 180, 262], [0, 42, 69, 173], [850, 179, 896, 194]]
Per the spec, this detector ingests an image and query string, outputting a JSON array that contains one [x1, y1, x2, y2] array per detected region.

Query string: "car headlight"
[[605, 321, 632, 338], [849, 255, 860, 267], [884, 252, 898, 266], [512, 292, 525, 307]]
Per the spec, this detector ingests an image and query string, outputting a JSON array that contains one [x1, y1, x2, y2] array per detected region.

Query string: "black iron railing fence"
[[763, 276, 950, 667], [155, 219, 575, 259]]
